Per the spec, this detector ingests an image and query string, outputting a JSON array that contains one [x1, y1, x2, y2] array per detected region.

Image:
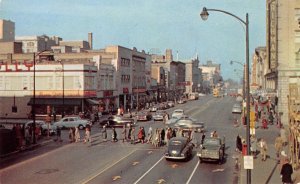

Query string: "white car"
[[153, 111, 167, 121], [172, 109, 184, 118], [166, 116, 180, 125], [232, 104, 242, 114], [54, 116, 91, 130], [150, 106, 158, 112]]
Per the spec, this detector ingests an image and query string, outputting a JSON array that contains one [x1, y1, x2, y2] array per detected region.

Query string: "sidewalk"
[[239, 123, 300, 184]]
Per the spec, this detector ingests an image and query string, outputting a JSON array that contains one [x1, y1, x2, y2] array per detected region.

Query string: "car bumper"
[[164, 155, 186, 160], [197, 153, 220, 160]]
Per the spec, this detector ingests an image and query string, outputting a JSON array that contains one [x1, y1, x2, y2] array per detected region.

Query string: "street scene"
[[1, 1, 300, 184]]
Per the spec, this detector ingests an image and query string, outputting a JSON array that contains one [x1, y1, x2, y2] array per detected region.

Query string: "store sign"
[[0, 61, 34, 71]]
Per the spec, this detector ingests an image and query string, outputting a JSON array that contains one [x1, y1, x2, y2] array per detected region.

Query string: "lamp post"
[[58, 61, 65, 118], [200, 7, 251, 184], [32, 50, 47, 144]]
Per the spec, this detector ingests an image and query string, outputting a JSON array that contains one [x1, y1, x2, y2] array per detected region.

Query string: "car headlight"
[[171, 150, 177, 154]]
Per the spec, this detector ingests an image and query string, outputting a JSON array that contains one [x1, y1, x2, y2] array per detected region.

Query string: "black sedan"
[[197, 137, 225, 164], [165, 137, 194, 161], [99, 115, 135, 128]]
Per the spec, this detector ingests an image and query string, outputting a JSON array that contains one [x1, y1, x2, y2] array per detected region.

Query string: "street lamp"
[[58, 61, 65, 118], [231, 60, 246, 100], [32, 50, 48, 144], [200, 7, 251, 184]]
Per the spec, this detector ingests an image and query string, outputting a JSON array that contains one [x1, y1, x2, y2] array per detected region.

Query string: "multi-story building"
[[184, 57, 201, 94], [0, 19, 15, 42], [0, 52, 98, 118], [199, 60, 221, 88], [252, 47, 267, 90], [276, 0, 300, 125], [15, 35, 61, 53]]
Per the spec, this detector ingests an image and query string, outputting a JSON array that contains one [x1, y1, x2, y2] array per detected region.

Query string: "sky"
[[0, 0, 266, 80]]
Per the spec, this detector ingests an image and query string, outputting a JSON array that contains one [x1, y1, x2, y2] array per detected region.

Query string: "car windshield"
[[203, 139, 220, 146]]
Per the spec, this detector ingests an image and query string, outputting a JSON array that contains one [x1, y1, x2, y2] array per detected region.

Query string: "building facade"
[[0, 19, 15, 42]]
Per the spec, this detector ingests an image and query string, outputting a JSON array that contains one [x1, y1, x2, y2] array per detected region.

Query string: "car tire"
[[78, 125, 84, 130], [199, 158, 203, 163]]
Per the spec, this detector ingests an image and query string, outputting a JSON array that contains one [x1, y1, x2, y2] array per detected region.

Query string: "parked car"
[[158, 103, 168, 110], [165, 137, 194, 161], [53, 116, 91, 130], [136, 111, 152, 121], [153, 110, 167, 121], [197, 137, 225, 164], [167, 101, 175, 108], [171, 109, 184, 118], [99, 115, 135, 128], [26, 120, 56, 136], [150, 106, 158, 112], [178, 99, 186, 104], [232, 103, 242, 114], [171, 115, 205, 133]]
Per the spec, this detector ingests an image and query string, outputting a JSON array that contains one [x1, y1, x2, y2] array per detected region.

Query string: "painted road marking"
[[81, 149, 137, 184], [112, 175, 121, 181], [186, 160, 199, 184], [157, 178, 166, 184], [132, 161, 139, 166], [133, 156, 164, 184]]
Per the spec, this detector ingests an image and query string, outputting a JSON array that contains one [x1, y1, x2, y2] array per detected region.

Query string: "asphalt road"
[[0, 95, 245, 184]]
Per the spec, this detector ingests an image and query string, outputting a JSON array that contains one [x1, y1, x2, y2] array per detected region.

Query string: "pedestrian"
[[280, 157, 293, 184], [262, 116, 268, 129], [147, 126, 153, 143], [56, 126, 62, 142], [131, 127, 135, 144], [102, 125, 107, 141], [201, 133, 206, 145], [280, 127, 288, 146], [154, 128, 160, 147], [236, 134, 242, 152], [190, 129, 197, 147], [137, 127, 143, 143], [75, 126, 81, 142], [274, 134, 283, 162], [24, 126, 31, 145], [141, 127, 146, 143], [250, 135, 257, 157], [160, 128, 165, 146], [171, 128, 176, 138], [122, 124, 127, 142], [69, 128, 75, 143], [112, 127, 118, 142], [259, 138, 268, 161], [84, 125, 92, 145], [166, 128, 171, 146], [128, 126, 132, 140]]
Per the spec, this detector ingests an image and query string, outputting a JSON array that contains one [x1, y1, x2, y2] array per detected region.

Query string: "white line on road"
[[186, 160, 199, 184], [81, 149, 137, 184], [133, 156, 164, 184]]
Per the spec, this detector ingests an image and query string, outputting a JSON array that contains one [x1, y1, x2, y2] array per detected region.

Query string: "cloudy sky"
[[0, 0, 266, 80]]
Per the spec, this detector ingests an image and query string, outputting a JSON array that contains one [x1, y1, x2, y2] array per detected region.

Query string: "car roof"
[[170, 136, 188, 142]]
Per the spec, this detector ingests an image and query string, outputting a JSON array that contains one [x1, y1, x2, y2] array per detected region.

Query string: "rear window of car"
[[170, 140, 183, 146], [204, 139, 220, 146]]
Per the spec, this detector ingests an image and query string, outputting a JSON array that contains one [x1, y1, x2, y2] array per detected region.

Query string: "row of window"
[[121, 75, 130, 83], [121, 58, 130, 67]]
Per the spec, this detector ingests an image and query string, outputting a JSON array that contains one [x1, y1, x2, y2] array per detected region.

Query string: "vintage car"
[[232, 103, 242, 114], [171, 115, 205, 133], [165, 137, 194, 161], [153, 110, 167, 121], [171, 109, 184, 118], [197, 137, 225, 164], [53, 116, 92, 130], [150, 106, 158, 112], [136, 111, 152, 121], [99, 115, 135, 128], [167, 101, 175, 108]]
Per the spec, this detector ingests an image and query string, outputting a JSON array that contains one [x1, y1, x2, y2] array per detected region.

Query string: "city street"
[[0, 95, 250, 184]]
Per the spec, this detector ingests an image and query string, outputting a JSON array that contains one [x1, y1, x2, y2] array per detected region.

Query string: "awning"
[[85, 99, 99, 105], [27, 98, 82, 106]]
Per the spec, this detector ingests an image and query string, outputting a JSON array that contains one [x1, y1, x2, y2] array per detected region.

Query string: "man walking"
[[259, 138, 268, 161], [280, 157, 293, 184], [275, 134, 283, 163]]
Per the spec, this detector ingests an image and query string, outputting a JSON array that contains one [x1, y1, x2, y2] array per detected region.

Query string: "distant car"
[[178, 99, 186, 104], [26, 120, 56, 136], [166, 116, 180, 125], [167, 101, 175, 108], [171, 115, 205, 133], [136, 111, 152, 121], [53, 116, 91, 130], [99, 115, 135, 128], [197, 137, 225, 164], [165, 137, 194, 161], [153, 110, 167, 121], [232, 103, 242, 114], [150, 106, 158, 112], [171, 109, 184, 118], [158, 103, 168, 110]]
